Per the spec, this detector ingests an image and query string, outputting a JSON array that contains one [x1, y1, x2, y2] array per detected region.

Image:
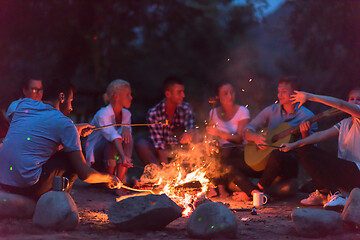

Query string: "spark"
[[195, 126, 199, 129], [241, 89, 245, 92], [249, 78, 253, 82], [184, 130, 187, 133], [27, 137, 30, 141], [10, 167, 12, 171], [25, 110, 28, 113], [211, 225, 215, 229], [275, 100, 279, 104], [245, 104, 249, 108], [227, 58, 230, 62]]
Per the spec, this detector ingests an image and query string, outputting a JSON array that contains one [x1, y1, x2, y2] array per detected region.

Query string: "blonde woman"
[[86, 80, 133, 195]]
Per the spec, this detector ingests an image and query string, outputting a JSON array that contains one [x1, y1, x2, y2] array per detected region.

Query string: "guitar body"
[[244, 122, 293, 171]]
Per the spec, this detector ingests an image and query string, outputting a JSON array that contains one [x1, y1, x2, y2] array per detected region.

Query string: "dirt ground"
[[1, 180, 360, 240]]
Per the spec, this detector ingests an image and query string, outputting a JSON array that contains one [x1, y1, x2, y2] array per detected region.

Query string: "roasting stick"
[[120, 185, 155, 194], [220, 143, 283, 149], [91, 121, 168, 131], [208, 97, 218, 123]]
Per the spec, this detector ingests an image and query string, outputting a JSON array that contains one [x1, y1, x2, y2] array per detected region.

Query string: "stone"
[[32, 191, 79, 231], [0, 190, 36, 219], [108, 194, 182, 231], [187, 202, 237, 239], [292, 208, 342, 238], [342, 188, 360, 228]]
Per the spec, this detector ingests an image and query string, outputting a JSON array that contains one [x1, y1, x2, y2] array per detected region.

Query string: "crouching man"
[[0, 79, 121, 200]]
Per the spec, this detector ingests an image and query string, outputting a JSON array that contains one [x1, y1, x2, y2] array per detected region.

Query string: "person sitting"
[[205, 82, 250, 198], [0, 79, 121, 200], [135, 76, 197, 166], [233, 77, 317, 201], [280, 87, 360, 210], [86, 79, 133, 195], [6, 78, 43, 122]]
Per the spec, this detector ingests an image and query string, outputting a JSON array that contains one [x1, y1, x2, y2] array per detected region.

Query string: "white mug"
[[253, 192, 268, 207]]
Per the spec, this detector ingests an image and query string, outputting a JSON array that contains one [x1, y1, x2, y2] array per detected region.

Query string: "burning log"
[[174, 181, 202, 190]]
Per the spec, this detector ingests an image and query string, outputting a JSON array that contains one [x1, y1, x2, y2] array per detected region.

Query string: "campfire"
[[120, 136, 225, 216]]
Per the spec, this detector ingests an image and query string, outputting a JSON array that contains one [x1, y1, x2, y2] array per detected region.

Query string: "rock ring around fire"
[[187, 202, 237, 238], [108, 193, 182, 231]]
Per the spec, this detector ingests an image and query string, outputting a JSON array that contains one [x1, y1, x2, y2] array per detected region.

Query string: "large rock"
[[108, 194, 182, 231], [32, 191, 79, 231], [0, 190, 36, 219], [187, 202, 237, 239], [292, 208, 342, 238], [342, 188, 360, 227]]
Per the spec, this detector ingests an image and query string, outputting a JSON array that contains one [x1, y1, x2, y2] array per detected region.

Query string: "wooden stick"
[[121, 185, 155, 194], [91, 121, 168, 131], [220, 143, 283, 149]]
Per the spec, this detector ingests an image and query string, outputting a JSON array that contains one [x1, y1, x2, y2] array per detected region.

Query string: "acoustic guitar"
[[244, 108, 342, 171]]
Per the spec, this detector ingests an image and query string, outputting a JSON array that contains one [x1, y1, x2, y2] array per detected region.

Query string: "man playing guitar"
[[234, 77, 317, 200]]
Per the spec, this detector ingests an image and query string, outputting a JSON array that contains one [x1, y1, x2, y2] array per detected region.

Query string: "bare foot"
[[218, 185, 230, 198], [207, 187, 218, 198], [232, 191, 251, 201]]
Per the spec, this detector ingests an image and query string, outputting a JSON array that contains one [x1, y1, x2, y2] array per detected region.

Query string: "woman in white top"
[[206, 82, 250, 198], [86, 80, 133, 194]]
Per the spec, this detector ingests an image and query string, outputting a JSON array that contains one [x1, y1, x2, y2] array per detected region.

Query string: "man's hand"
[[252, 134, 268, 150], [107, 175, 122, 189], [76, 123, 95, 137], [180, 132, 193, 144], [291, 91, 310, 108], [299, 121, 311, 138], [279, 142, 298, 152], [121, 127, 132, 144]]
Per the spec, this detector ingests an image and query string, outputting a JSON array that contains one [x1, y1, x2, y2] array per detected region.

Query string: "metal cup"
[[52, 176, 69, 191]]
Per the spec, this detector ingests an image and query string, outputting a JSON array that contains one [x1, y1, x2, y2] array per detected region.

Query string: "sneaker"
[[324, 192, 347, 211], [300, 189, 328, 206]]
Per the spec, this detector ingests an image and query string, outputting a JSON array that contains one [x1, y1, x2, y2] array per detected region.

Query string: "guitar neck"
[[272, 108, 342, 142]]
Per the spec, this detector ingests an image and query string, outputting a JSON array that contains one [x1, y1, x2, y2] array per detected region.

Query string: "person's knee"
[[267, 151, 284, 165], [135, 138, 152, 152]]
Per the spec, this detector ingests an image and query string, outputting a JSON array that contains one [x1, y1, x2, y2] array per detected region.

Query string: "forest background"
[[0, 0, 359, 147]]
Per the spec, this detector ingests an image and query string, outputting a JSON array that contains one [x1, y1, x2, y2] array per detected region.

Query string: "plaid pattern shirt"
[[147, 99, 195, 149]]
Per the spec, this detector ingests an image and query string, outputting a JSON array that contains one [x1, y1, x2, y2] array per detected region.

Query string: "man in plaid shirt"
[[135, 77, 196, 165]]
